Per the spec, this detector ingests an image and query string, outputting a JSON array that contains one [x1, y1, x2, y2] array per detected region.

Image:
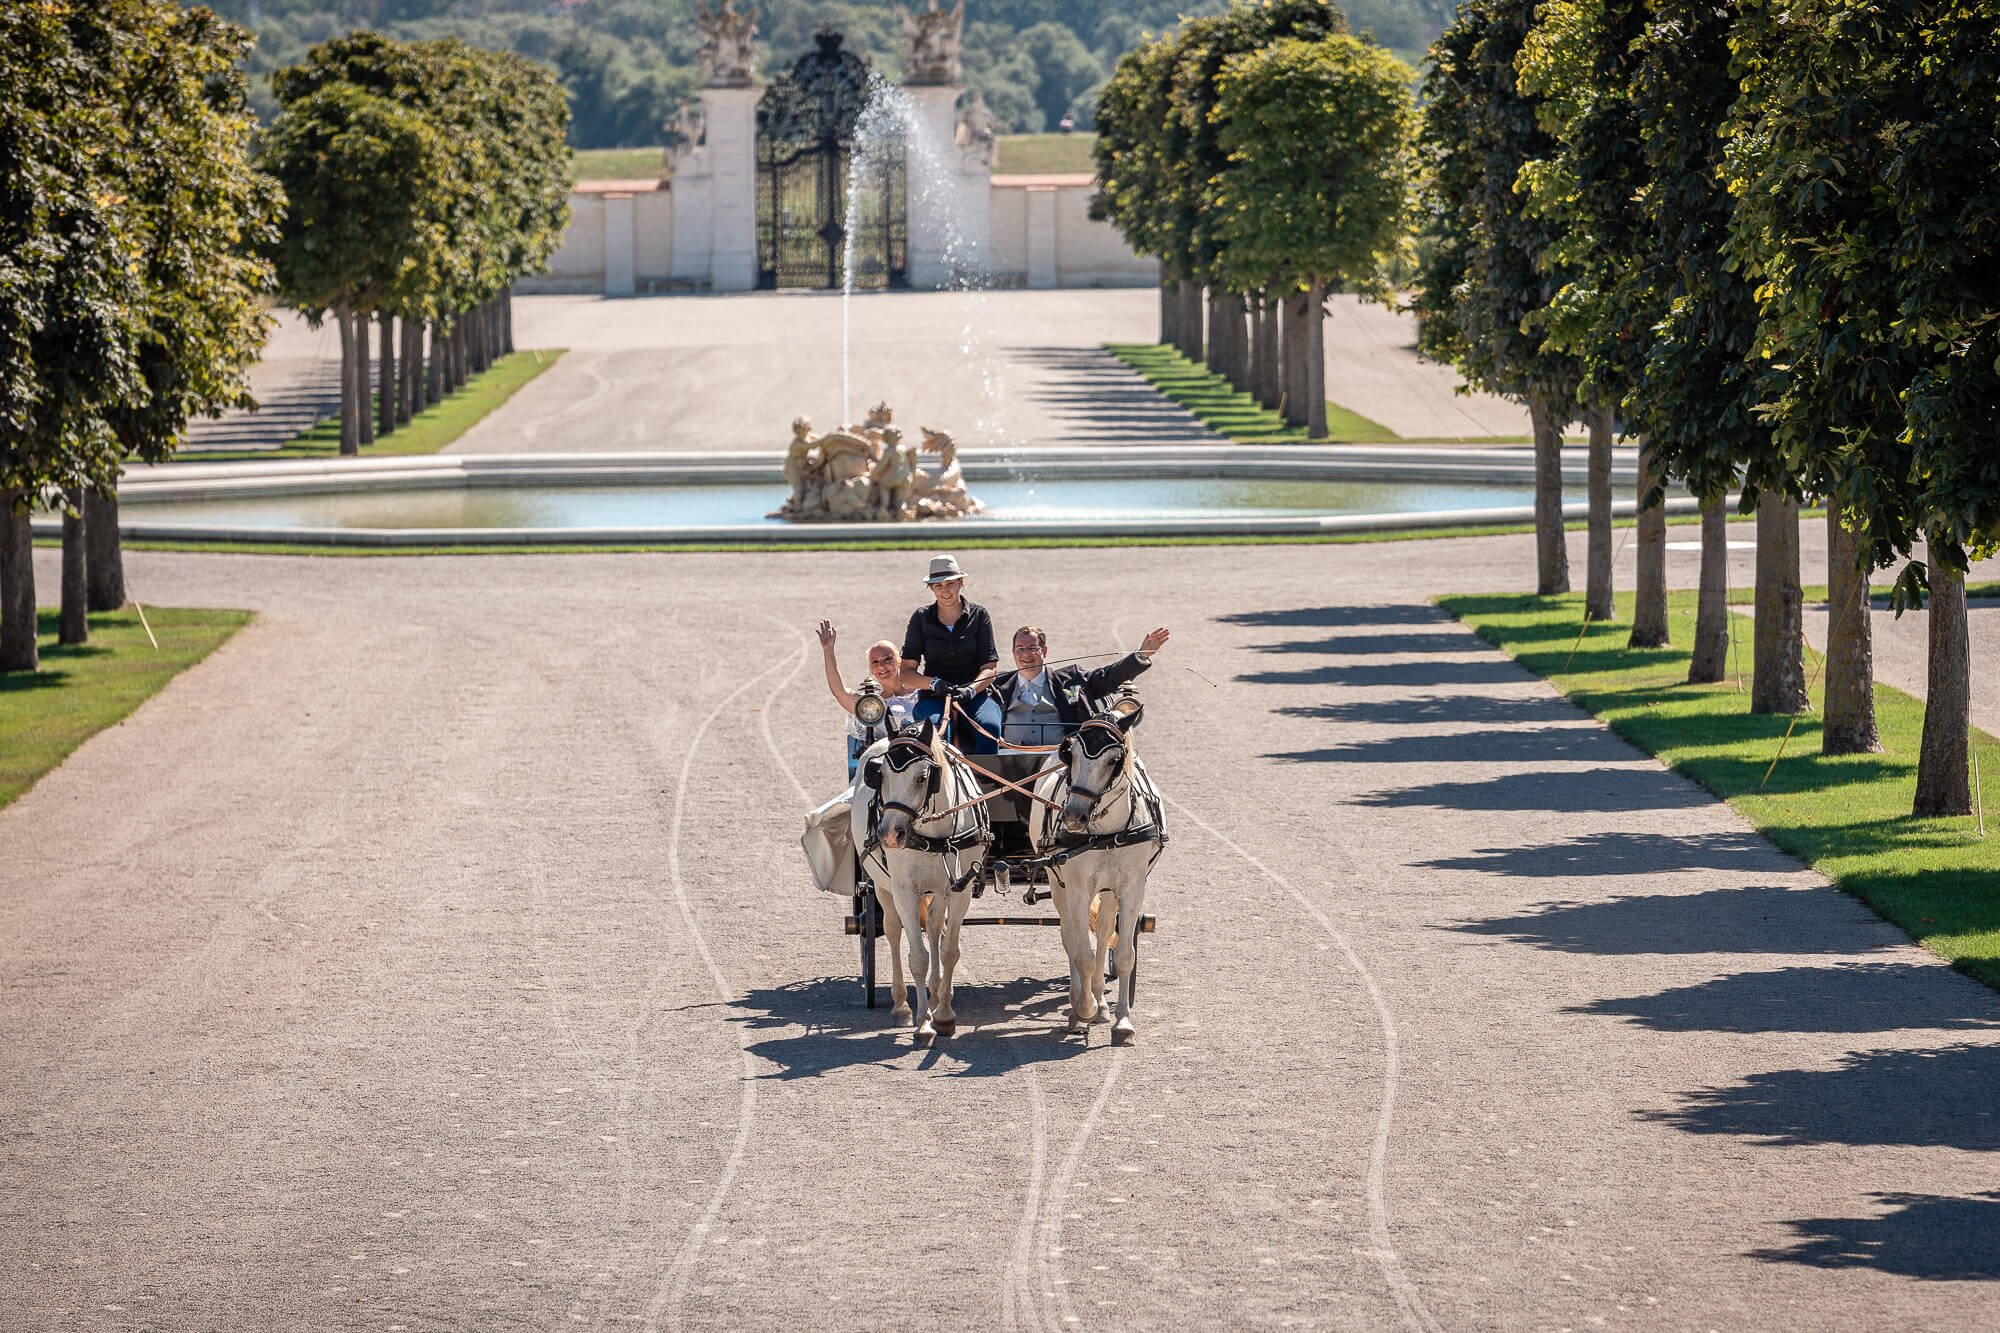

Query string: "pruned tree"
[[1210, 35, 1417, 442], [0, 1, 140, 672], [1727, 0, 2000, 804], [1416, 0, 1583, 593], [1627, 0, 1768, 685], [1515, 0, 1653, 626]]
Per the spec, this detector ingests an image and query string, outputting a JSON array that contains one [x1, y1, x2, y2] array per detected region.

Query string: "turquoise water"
[[126, 476, 1539, 530]]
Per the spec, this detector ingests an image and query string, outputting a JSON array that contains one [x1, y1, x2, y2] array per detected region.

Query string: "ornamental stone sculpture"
[[772, 403, 984, 522], [896, 0, 964, 86], [695, 0, 759, 88], [956, 88, 998, 167]]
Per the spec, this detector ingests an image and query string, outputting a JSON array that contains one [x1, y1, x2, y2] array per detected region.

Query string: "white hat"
[[924, 554, 966, 584]]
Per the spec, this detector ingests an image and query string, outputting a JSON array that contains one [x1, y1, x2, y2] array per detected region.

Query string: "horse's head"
[[872, 720, 944, 850], [1057, 706, 1140, 835]]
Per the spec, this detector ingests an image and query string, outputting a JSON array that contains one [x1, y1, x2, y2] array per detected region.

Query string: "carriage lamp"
[[1108, 682, 1143, 718], [854, 679, 888, 727]]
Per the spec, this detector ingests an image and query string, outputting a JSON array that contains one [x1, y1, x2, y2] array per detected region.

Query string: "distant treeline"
[[206, 0, 1453, 147]]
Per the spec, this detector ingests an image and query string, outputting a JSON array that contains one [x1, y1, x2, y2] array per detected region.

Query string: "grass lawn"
[[0, 607, 252, 811], [1443, 589, 2000, 988], [571, 147, 663, 179], [994, 133, 1098, 175], [1108, 342, 1400, 443], [193, 349, 563, 461]]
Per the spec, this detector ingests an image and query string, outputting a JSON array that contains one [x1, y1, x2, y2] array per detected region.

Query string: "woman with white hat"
[[899, 554, 1004, 753]]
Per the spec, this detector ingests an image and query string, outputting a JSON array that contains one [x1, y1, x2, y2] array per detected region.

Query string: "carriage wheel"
[[858, 891, 879, 1009]]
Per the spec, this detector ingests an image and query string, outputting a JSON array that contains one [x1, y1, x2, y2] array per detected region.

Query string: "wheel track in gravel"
[[1106, 617, 1441, 1333]]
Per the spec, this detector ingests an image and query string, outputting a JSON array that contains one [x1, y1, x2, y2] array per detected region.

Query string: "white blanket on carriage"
[[802, 787, 859, 896]]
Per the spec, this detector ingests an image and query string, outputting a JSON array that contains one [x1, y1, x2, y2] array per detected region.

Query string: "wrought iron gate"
[[756, 27, 907, 290]]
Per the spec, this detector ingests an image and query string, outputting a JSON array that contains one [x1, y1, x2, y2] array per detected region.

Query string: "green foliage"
[[0, 2, 143, 504], [1623, 0, 1770, 505], [1412, 0, 1581, 407], [1445, 589, 2000, 988], [1210, 35, 1417, 299], [1725, 0, 2000, 582], [211, 1, 1449, 147], [261, 32, 572, 323], [1512, 0, 1650, 411]]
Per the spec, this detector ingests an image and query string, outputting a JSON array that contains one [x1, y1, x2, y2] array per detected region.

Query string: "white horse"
[[1031, 708, 1165, 1045], [853, 721, 991, 1047]]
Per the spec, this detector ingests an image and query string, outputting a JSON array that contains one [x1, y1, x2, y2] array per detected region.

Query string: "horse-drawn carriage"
[[824, 682, 1164, 1046]]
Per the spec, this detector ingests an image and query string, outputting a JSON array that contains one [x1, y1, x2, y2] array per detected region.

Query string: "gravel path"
[[7, 527, 1999, 1330]]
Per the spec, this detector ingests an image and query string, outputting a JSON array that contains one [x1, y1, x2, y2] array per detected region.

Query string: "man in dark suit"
[[989, 624, 1171, 749]]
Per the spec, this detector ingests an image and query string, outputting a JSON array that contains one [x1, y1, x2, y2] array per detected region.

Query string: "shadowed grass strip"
[[0, 608, 252, 810], [1106, 342, 1399, 443], [183, 348, 564, 461], [1442, 589, 2000, 988]]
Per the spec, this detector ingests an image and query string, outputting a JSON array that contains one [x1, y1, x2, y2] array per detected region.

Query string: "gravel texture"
[[6, 526, 1999, 1330]]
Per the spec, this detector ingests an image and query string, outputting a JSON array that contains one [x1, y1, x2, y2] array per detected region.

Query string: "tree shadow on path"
[[1355, 767, 1710, 813], [1422, 830, 1783, 877], [1571, 962, 2000, 1034], [1278, 695, 1580, 727], [1641, 1043, 2000, 1150], [1751, 1193, 2000, 1279], [1219, 604, 1451, 629], [1268, 724, 1613, 766], [1450, 884, 1893, 955], [730, 974, 1096, 1079]]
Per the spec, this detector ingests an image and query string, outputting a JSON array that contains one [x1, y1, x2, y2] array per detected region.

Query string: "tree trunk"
[[1688, 494, 1729, 683], [469, 303, 490, 375], [451, 317, 468, 390], [1913, 545, 1971, 816], [59, 489, 87, 646], [398, 317, 419, 423], [1630, 438, 1668, 647], [1821, 500, 1881, 754], [1180, 283, 1204, 363], [1527, 391, 1570, 595], [1751, 490, 1808, 715], [354, 310, 374, 448], [85, 489, 124, 611], [1160, 280, 1177, 347], [1282, 290, 1310, 428], [1303, 281, 1327, 439], [1229, 293, 1253, 392], [1585, 405, 1614, 621], [503, 287, 514, 355], [1256, 294, 1272, 404], [1205, 292, 1230, 380], [0, 490, 36, 673], [377, 314, 396, 437], [426, 318, 444, 405], [336, 306, 360, 456]]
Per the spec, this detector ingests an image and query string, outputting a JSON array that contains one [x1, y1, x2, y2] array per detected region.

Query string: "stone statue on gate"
[[956, 89, 998, 168], [660, 98, 705, 181], [695, 0, 759, 88], [771, 402, 984, 522], [896, 0, 964, 86]]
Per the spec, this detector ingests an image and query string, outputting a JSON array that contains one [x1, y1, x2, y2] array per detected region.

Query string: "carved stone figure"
[[660, 98, 705, 181], [695, 0, 760, 88], [769, 402, 983, 522], [896, 0, 964, 86], [956, 89, 998, 167]]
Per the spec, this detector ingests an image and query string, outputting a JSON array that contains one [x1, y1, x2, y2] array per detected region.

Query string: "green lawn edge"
[[0, 607, 253, 811], [179, 349, 564, 462], [1440, 589, 2000, 988], [1107, 342, 1401, 443]]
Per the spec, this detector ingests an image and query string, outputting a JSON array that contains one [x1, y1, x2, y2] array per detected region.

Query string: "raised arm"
[[817, 620, 859, 715], [1080, 626, 1170, 698]]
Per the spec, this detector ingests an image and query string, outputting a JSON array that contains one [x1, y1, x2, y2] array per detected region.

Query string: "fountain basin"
[[53, 446, 1695, 546]]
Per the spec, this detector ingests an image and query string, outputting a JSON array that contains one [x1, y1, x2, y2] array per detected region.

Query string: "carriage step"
[[846, 913, 1157, 934]]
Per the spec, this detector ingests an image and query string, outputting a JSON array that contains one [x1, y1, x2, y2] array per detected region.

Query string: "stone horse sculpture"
[[771, 403, 983, 522]]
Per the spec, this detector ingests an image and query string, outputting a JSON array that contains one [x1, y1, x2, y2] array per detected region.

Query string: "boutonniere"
[[1062, 684, 1084, 703]]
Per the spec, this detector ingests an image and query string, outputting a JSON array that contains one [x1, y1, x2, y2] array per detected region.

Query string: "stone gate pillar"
[[699, 86, 759, 291], [902, 83, 963, 290]]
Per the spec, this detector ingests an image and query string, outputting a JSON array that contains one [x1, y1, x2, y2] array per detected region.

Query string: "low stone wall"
[[517, 173, 1155, 296]]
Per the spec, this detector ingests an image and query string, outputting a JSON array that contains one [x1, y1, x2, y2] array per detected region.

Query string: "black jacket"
[[990, 653, 1152, 730]]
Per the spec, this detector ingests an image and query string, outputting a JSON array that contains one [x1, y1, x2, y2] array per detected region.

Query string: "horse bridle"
[[870, 735, 943, 823], [1058, 718, 1131, 817]]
